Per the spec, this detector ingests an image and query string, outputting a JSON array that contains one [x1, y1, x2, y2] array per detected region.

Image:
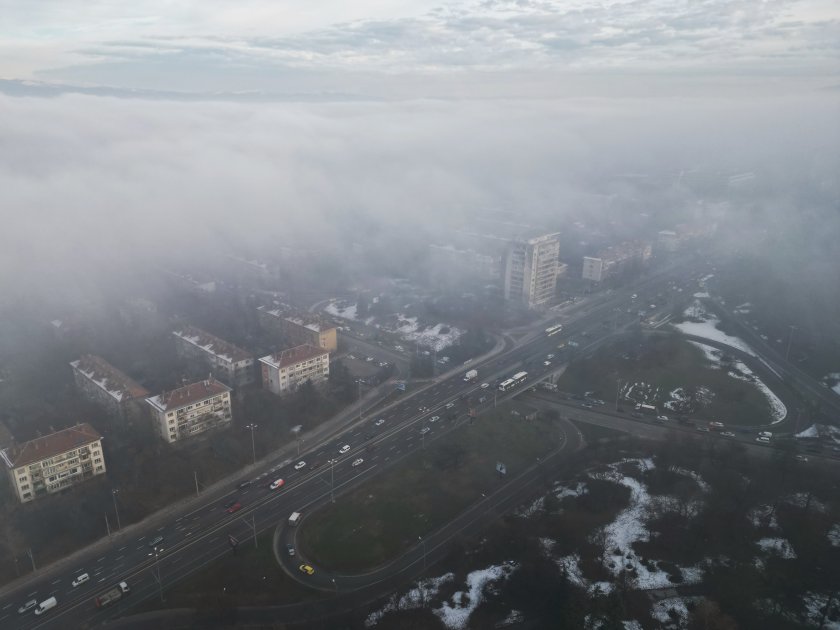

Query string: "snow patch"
[[365, 573, 454, 627], [802, 592, 840, 629], [829, 525, 840, 548], [651, 597, 693, 627], [756, 537, 797, 559], [673, 301, 756, 356], [434, 562, 518, 629]]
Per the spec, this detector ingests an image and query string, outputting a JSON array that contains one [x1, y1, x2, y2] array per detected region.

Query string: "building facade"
[[581, 241, 652, 283], [259, 345, 330, 396], [172, 325, 255, 387], [503, 233, 562, 308], [145, 378, 232, 444], [1, 423, 106, 503], [70, 355, 149, 423], [257, 306, 337, 352]]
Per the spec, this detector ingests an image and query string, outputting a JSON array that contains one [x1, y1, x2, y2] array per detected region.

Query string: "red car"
[[226, 502, 242, 514]]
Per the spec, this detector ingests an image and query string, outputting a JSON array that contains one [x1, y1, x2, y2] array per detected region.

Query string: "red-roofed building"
[[1, 423, 105, 503], [259, 345, 330, 396], [256, 305, 338, 352], [146, 378, 232, 444]]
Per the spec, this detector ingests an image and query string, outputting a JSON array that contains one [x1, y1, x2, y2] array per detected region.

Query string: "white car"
[[758, 431, 773, 438], [480, 383, 490, 389], [347, 354, 356, 360], [445, 402, 455, 409], [269, 478, 286, 490], [430, 416, 440, 423], [352, 458, 364, 467], [546, 354, 555, 360], [543, 361, 551, 366], [339, 444, 351, 454], [72, 573, 90, 587], [366, 356, 375, 362], [294, 461, 306, 471], [374, 418, 385, 426], [419, 427, 431, 435], [755, 436, 771, 444]]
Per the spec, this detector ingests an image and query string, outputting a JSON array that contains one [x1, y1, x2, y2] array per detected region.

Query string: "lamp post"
[[111, 488, 121, 532], [356, 379, 366, 421], [615, 379, 621, 412], [245, 424, 258, 466], [785, 325, 797, 361], [148, 546, 165, 602], [330, 458, 335, 503], [331, 578, 338, 594]]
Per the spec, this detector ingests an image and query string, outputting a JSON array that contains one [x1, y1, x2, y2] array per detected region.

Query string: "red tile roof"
[[1, 423, 102, 469], [146, 378, 231, 412], [259, 344, 329, 370]]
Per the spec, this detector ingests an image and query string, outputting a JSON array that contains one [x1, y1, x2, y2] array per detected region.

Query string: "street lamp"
[[331, 578, 338, 594], [245, 424, 258, 466], [112, 488, 121, 532], [148, 546, 165, 602], [785, 325, 797, 361], [356, 379, 366, 420], [330, 458, 336, 503]]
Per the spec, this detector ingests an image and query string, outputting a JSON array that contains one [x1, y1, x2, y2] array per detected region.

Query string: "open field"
[[299, 405, 563, 572]]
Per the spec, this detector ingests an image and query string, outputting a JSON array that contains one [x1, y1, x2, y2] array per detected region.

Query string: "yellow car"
[[298, 564, 315, 575]]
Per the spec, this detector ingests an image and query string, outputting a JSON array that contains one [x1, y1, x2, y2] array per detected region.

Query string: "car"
[[419, 427, 431, 435], [631, 294, 638, 299], [294, 461, 307, 471], [299, 564, 315, 575], [237, 480, 252, 490], [374, 418, 385, 426], [445, 402, 455, 409], [17, 599, 38, 614], [430, 416, 440, 422], [286, 543, 296, 556], [543, 361, 551, 366], [352, 458, 364, 467], [755, 436, 771, 444], [73, 573, 90, 588], [338, 444, 350, 454], [224, 499, 238, 509], [720, 431, 736, 438], [148, 535, 164, 548], [656, 415, 669, 422], [366, 356, 375, 362], [795, 455, 808, 463], [480, 383, 489, 389], [696, 427, 710, 432], [418, 406, 428, 412], [226, 502, 243, 514], [378, 361, 388, 367], [758, 431, 773, 438], [347, 354, 356, 360], [269, 478, 285, 490], [546, 354, 555, 360], [581, 403, 593, 409]]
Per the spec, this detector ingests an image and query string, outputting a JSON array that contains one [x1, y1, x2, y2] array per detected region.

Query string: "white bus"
[[498, 371, 528, 391], [545, 323, 563, 336]]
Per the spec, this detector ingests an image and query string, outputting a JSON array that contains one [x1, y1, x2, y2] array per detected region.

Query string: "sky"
[[0, 0, 838, 303], [1, 0, 839, 96]]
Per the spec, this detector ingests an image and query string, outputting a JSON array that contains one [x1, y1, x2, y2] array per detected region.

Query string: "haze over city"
[[0, 1, 839, 629]]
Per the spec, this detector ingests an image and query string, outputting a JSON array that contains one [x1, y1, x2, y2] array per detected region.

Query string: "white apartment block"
[[1, 423, 106, 503], [70, 354, 149, 423], [172, 325, 255, 387], [145, 378, 232, 444], [503, 232, 562, 309], [259, 344, 330, 396], [582, 241, 652, 283]]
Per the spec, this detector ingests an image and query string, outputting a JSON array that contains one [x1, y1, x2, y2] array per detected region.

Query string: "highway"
[[0, 257, 707, 628]]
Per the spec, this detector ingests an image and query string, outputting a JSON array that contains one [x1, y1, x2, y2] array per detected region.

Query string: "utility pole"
[[246, 423, 258, 466], [112, 488, 121, 531], [615, 379, 621, 412], [194, 471, 200, 497], [242, 513, 258, 549], [330, 459, 335, 503], [149, 547, 165, 602], [105, 513, 111, 538], [27, 548, 36, 572], [422, 419, 426, 449]]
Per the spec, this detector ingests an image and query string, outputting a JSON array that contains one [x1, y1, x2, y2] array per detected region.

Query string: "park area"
[[298, 404, 563, 573]]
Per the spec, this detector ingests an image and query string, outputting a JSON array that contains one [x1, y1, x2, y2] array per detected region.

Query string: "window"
[[22, 492, 31, 499], [95, 465, 103, 472], [94, 458, 102, 464], [18, 476, 26, 482], [20, 484, 29, 491]]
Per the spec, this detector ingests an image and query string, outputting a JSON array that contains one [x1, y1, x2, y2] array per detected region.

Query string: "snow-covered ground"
[[796, 423, 840, 444], [828, 524, 840, 548], [822, 373, 840, 396], [802, 592, 840, 629], [365, 573, 454, 627], [688, 340, 787, 423], [756, 537, 797, 559], [673, 301, 756, 356], [651, 597, 694, 627]]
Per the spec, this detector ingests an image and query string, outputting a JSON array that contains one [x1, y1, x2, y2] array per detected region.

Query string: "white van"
[[72, 573, 90, 587], [34, 596, 57, 616]]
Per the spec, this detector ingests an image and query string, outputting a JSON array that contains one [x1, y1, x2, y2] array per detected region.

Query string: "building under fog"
[[503, 232, 562, 308]]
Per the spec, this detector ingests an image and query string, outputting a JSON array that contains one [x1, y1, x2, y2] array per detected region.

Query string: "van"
[[72, 573, 90, 587], [34, 596, 57, 616]]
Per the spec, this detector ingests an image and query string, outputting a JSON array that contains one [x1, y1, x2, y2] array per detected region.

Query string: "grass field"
[[299, 406, 562, 573], [555, 334, 780, 426]]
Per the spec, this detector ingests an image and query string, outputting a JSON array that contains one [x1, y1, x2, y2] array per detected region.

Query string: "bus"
[[498, 371, 528, 391], [545, 323, 563, 337]]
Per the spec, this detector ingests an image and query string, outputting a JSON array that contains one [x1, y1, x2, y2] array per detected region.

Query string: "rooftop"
[[173, 325, 252, 364], [1, 423, 102, 469], [71, 355, 149, 402], [257, 305, 336, 333], [259, 344, 330, 370], [146, 378, 231, 413]]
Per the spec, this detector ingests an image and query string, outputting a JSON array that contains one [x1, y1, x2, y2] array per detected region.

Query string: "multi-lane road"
[[0, 258, 709, 628]]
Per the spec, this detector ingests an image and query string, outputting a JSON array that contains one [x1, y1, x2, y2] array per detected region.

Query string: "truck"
[[94, 582, 130, 608], [288, 511, 302, 526], [463, 369, 478, 382]]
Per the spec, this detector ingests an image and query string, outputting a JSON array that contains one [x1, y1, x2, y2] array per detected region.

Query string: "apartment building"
[[259, 345, 330, 396], [503, 232, 562, 308], [1, 423, 106, 503], [581, 241, 652, 283], [257, 306, 337, 352], [70, 355, 149, 423], [172, 325, 255, 387], [145, 378, 232, 444], [428, 244, 501, 281]]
